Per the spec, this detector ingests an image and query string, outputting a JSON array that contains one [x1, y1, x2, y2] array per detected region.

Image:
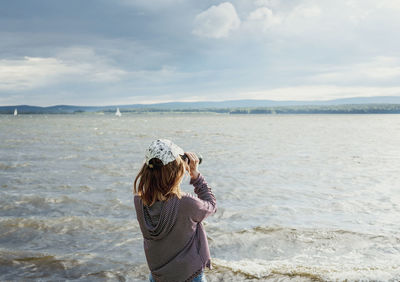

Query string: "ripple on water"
[[0, 216, 139, 235], [1, 114, 400, 280]]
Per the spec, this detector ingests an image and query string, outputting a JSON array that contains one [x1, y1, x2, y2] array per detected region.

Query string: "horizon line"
[[2, 95, 400, 108]]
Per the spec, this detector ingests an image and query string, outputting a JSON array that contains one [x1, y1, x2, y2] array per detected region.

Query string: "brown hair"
[[134, 157, 185, 206]]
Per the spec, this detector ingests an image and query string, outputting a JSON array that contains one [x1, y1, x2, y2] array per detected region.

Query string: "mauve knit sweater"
[[134, 174, 217, 282]]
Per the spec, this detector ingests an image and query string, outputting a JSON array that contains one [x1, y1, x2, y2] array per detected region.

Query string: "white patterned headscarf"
[[145, 139, 184, 166]]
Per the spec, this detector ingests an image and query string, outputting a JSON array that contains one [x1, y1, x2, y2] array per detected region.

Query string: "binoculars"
[[181, 153, 203, 165]]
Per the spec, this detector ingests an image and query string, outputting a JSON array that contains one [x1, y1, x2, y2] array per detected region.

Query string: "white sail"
[[115, 108, 122, 117], [14, 108, 18, 116]]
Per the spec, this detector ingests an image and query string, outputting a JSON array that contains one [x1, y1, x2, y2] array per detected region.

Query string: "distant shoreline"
[[2, 96, 400, 115], [2, 104, 400, 115]]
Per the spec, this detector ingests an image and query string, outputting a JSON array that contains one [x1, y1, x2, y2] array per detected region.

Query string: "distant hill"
[[129, 96, 400, 109], [1, 96, 400, 114]]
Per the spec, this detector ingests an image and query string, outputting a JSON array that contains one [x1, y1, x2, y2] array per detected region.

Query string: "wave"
[[0, 250, 78, 280], [212, 258, 400, 281], [210, 224, 400, 244], [81, 163, 127, 177], [0, 162, 31, 170], [207, 225, 400, 281], [0, 192, 135, 216], [0, 195, 81, 213], [0, 216, 138, 235], [0, 250, 148, 281], [2, 251, 398, 281], [54, 184, 93, 191], [58, 154, 78, 160]]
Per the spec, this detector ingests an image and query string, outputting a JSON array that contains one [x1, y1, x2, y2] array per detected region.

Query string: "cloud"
[[118, 0, 184, 10], [308, 57, 400, 85], [253, 0, 281, 8], [0, 57, 74, 91], [243, 1, 323, 36], [240, 85, 400, 101], [193, 2, 240, 39], [290, 4, 321, 19], [0, 48, 127, 91], [246, 7, 281, 31], [1, 0, 400, 106]]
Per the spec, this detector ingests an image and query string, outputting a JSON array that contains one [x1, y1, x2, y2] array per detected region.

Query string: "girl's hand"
[[184, 152, 200, 180]]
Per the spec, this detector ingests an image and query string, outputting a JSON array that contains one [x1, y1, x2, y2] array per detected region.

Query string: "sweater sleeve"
[[188, 174, 217, 222]]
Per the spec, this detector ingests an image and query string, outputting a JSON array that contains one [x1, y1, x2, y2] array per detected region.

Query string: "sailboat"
[[14, 108, 18, 116], [115, 107, 122, 117]]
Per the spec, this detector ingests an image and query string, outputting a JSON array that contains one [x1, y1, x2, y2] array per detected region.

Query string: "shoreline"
[[1, 103, 400, 115]]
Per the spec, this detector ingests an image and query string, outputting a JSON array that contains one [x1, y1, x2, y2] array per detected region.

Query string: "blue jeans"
[[149, 271, 207, 282]]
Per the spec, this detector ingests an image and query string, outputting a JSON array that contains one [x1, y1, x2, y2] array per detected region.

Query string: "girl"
[[134, 139, 217, 282]]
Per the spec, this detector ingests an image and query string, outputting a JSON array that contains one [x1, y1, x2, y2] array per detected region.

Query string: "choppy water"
[[1, 113, 400, 281]]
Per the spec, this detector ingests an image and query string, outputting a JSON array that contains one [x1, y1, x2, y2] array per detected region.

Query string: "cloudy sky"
[[1, 0, 400, 106]]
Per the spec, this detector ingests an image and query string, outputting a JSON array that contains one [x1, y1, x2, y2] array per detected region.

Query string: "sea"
[[0, 113, 399, 281]]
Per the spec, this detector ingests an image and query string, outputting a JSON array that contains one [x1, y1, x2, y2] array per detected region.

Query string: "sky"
[[1, 0, 400, 106]]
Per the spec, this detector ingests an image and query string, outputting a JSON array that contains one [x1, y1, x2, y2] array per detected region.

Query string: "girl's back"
[[133, 139, 217, 282]]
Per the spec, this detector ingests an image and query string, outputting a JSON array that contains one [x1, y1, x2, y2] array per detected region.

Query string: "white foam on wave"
[[213, 258, 272, 279], [212, 257, 400, 281]]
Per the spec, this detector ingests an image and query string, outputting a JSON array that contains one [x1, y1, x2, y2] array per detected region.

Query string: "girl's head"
[[134, 139, 186, 206]]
